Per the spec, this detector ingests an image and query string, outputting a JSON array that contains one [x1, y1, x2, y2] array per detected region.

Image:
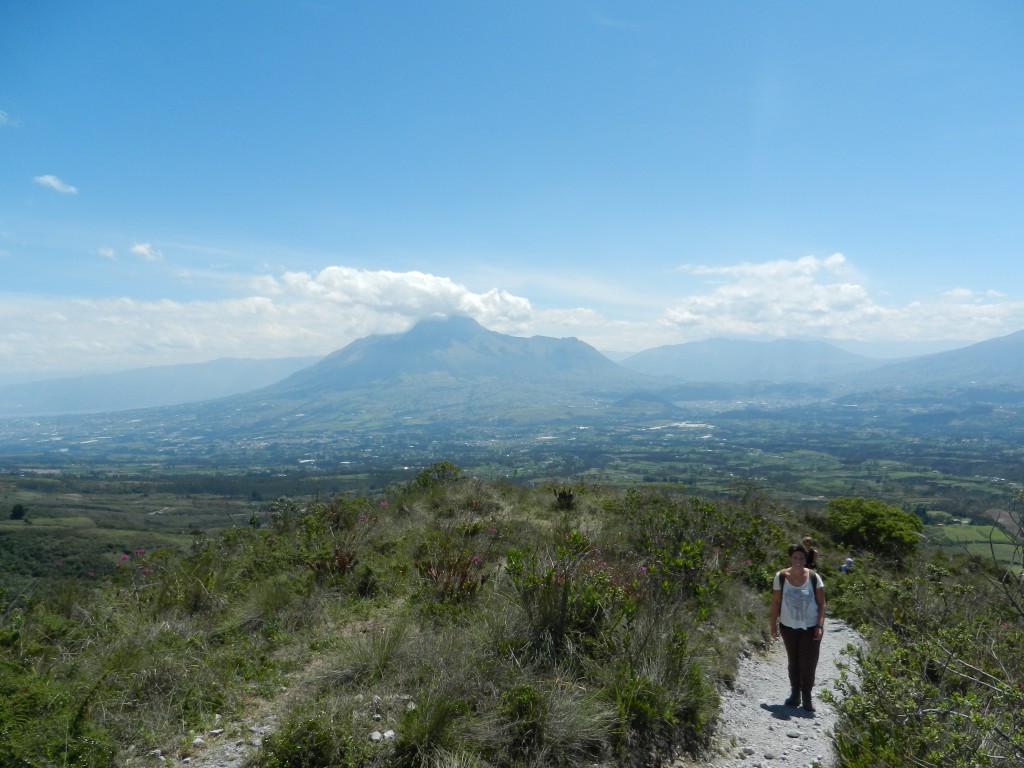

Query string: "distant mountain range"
[[1, 317, 1022, 422], [619, 338, 885, 382], [0, 356, 319, 417]]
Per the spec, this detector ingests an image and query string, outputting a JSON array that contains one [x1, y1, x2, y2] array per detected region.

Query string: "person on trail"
[[801, 535, 820, 569], [840, 557, 855, 574], [770, 544, 827, 712]]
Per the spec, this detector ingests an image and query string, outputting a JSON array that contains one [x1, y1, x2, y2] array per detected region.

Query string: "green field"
[[924, 523, 1020, 568]]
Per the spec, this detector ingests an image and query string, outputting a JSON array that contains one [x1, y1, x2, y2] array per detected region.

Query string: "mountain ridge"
[[1, 319, 1022, 422], [620, 337, 885, 382]]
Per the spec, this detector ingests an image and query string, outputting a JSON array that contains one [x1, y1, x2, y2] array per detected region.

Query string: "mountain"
[[0, 356, 321, 417], [268, 315, 644, 396], [203, 315, 662, 432], [5, 322, 1022, 426], [620, 338, 884, 382], [848, 330, 1024, 390], [2, 319, 1024, 465]]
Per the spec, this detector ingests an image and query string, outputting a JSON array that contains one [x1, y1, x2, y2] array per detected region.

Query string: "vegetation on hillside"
[[0, 465, 1021, 767]]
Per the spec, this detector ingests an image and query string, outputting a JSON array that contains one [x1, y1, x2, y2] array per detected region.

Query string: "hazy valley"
[[3, 315, 1023, 537]]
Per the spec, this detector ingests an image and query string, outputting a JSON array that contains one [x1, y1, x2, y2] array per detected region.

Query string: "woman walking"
[[770, 544, 826, 712], [801, 534, 820, 569]]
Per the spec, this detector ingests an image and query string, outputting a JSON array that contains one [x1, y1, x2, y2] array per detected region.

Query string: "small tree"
[[825, 496, 923, 564], [413, 461, 462, 491], [9, 503, 26, 521]]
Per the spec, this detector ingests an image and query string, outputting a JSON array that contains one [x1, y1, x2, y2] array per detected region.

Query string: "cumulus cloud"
[[663, 253, 887, 338], [130, 243, 163, 262], [659, 253, 1024, 344], [33, 174, 78, 194], [259, 266, 532, 325], [98, 247, 116, 260], [0, 267, 539, 374]]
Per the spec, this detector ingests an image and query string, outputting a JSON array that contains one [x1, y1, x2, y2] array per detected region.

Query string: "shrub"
[[829, 562, 1024, 766], [606, 487, 784, 618], [602, 621, 718, 764], [824, 496, 923, 565], [414, 520, 500, 606], [392, 688, 470, 768], [505, 529, 634, 662], [256, 708, 372, 768], [487, 681, 613, 766]]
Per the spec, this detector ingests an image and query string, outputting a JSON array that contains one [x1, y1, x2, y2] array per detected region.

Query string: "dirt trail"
[[675, 618, 863, 768]]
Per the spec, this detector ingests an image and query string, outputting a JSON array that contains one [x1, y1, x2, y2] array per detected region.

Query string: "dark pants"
[[780, 624, 821, 694]]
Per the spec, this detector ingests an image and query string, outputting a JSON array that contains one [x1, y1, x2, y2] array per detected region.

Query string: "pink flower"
[[54, 561, 63, 568], [135, 549, 146, 556], [120, 553, 130, 561]]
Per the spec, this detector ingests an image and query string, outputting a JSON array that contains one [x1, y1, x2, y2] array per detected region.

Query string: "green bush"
[[257, 711, 372, 768], [824, 496, 923, 565], [506, 529, 634, 662], [829, 562, 1024, 766], [392, 688, 469, 768]]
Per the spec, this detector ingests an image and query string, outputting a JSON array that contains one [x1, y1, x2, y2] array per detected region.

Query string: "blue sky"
[[3, 1, 1023, 378]]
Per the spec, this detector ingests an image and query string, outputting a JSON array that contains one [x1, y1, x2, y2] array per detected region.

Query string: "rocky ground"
[[157, 620, 863, 768]]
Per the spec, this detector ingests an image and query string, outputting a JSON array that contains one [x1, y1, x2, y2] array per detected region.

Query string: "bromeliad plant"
[[414, 515, 503, 605]]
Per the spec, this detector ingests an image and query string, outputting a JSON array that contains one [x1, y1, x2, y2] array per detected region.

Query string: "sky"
[[3, 1, 1024, 380]]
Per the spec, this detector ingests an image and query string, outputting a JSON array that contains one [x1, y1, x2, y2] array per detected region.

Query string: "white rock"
[[370, 730, 383, 742]]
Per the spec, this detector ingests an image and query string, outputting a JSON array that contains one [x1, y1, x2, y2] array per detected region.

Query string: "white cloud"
[[33, 174, 78, 194], [0, 268, 538, 374], [663, 253, 878, 338], [657, 253, 1024, 344], [262, 266, 532, 322], [130, 243, 163, 262], [0, 110, 11, 126], [3, 257, 1024, 376], [98, 247, 116, 260]]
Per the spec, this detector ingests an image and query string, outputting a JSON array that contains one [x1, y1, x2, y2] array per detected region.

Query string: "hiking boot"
[[801, 691, 815, 712], [784, 689, 800, 707]]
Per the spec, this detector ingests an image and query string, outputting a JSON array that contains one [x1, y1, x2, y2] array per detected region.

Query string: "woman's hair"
[[802, 535, 813, 544], [788, 544, 809, 557]]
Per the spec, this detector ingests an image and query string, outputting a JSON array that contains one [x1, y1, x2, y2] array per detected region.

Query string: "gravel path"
[[675, 618, 863, 768]]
